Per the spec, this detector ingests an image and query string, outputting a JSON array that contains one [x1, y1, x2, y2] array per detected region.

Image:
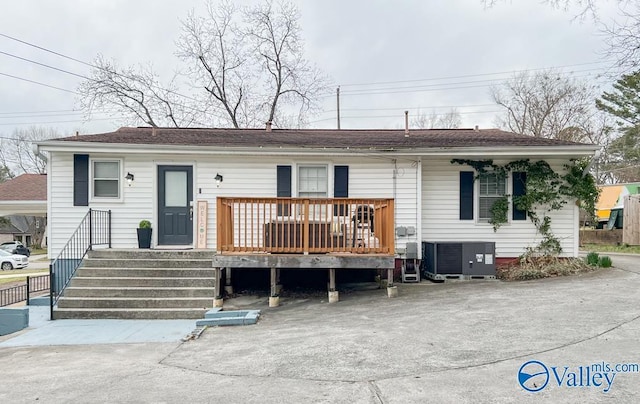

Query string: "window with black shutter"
[[73, 154, 89, 206]]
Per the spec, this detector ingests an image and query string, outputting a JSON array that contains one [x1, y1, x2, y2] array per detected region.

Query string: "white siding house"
[[38, 127, 598, 261]]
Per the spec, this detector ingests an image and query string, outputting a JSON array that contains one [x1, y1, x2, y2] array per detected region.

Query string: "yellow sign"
[[196, 200, 208, 249]]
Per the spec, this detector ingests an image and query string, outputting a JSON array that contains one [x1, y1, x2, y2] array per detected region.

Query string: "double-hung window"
[[478, 173, 506, 222], [298, 165, 328, 198], [92, 160, 120, 199]]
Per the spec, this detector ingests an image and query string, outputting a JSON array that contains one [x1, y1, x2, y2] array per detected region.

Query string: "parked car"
[[0, 241, 30, 257], [0, 249, 29, 270]]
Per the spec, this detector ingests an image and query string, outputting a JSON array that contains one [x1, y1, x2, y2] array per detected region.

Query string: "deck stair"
[[53, 249, 216, 320]]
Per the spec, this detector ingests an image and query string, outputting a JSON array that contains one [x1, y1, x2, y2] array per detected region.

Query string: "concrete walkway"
[[0, 306, 196, 347], [0, 256, 639, 403]]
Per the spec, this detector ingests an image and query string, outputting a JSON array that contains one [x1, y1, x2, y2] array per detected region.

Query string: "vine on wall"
[[451, 158, 599, 257]]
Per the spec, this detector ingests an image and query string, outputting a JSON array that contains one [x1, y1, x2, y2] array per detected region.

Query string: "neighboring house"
[[37, 127, 598, 263], [595, 183, 640, 229], [0, 220, 24, 244], [0, 173, 48, 247]]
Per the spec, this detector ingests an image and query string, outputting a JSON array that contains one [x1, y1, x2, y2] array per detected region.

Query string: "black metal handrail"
[[0, 274, 50, 307], [49, 209, 111, 319]]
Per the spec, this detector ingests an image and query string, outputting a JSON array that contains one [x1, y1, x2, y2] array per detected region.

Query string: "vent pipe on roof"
[[474, 125, 479, 131], [266, 121, 272, 132], [151, 127, 157, 137], [404, 111, 409, 137], [75, 131, 79, 137]]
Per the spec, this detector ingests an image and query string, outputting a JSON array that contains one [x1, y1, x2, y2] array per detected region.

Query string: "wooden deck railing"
[[217, 197, 395, 254]]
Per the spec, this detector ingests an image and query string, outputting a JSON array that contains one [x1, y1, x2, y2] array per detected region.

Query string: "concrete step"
[[69, 277, 214, 288], [88, 249, 216, 260], [57, 297, 214, 309], [82, 258, 213, 268], [52, 307, 207, 320], [76, 267, 217, 278], [63, 286, 216, 298]]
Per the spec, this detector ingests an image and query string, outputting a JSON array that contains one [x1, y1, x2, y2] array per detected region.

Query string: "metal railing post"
[[26, 276, 30, 306], [49, 263, 54, 320], [108, 209, 112, 248], [88, 208, 93, 250]]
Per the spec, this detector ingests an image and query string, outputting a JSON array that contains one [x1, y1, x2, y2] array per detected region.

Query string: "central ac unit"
[[421, 242, 496, 280]]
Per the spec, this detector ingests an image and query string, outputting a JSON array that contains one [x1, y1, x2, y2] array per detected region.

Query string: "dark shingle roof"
[[52, 127, 592, 149], [0, 174, 47, 201]]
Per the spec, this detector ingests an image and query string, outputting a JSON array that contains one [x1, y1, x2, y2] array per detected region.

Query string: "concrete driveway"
[[0, 256, 639, 403]]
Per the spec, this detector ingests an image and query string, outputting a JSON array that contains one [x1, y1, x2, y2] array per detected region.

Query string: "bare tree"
[[411, 108, 462, 129], [245, 1, 328, 127], [78, 55, 202, 128], [491, 70, 596, 140], [176, 1, 255, 128], [0, 127, 53, 175], [80, 0, 329, 129]]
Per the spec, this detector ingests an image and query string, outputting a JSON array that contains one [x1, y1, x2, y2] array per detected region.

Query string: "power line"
[[0, 33, 93, 68], [321, 103, 498, 114], [319, 71, 609, 98], [308, 110, 503, 124], [0, 50, 90, 80], [0, 71, 79, 94], [338, 61, 609, 87], [0, 111, 115, 120], [0, 32, 202, 104], [337, 67, 607, 95], [0, 117, 115, 126]]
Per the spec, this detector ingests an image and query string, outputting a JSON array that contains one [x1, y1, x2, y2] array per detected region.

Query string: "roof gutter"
[[32, 143, 48, 163], [36, 140, 599, 159]]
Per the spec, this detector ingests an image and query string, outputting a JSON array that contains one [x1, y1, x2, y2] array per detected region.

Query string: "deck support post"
[[328, 268, 339, 303], [224, 267, 233, 294], [269, 267, 280, 307], [213, 267, 224, 307], [387, 268, 398, 298], [275, 268, 282, 294]]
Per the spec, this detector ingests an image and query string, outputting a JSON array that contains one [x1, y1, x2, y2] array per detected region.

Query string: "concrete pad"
[[0, 306, 195, 347], [0, 257, 638, 403]]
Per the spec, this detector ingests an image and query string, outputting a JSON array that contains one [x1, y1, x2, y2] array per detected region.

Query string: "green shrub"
[[586, 251, 600, 266], [138, 220, 152, 229], [599, 256, 613, 268]]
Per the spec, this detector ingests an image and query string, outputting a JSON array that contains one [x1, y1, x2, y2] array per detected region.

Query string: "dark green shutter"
[[276, 165, 291, 215], [512, 172, 527, 220], [73, 154, 89, 206], [460, 171, 474, 220]]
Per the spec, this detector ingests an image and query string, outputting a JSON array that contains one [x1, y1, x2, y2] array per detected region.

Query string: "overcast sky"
[[0, 0, 623, 138]]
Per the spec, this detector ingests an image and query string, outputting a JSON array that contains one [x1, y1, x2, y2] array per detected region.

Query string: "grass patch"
[[497, 256, 604, 281], [30, 248, 47, 255], [580, 244, 640, 254]]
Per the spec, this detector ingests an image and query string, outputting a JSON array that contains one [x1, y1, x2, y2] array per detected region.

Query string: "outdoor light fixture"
[[125, 172, 135, 186], [215, 173, 223, 187]]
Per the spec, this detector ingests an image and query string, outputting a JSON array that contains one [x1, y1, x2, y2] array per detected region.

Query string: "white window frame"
[[296, 164, 329, 198], [90, 158, 123, 201], [477, 172, 508, 223]]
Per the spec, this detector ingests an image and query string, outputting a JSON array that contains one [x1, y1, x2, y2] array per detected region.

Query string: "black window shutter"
[[459, 171, 474, 220], [512, 172, 527, 220], [333, 166, 349, 197], [333, 165, 349, 216], [73, 154, 89, 207], [276, 165, 291, 215]]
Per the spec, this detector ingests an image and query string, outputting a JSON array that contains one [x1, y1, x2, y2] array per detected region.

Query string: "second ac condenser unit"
[[422, 242, 496, 280]]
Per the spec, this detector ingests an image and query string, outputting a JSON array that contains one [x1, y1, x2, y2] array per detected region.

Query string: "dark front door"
[[158, 165, 193, 245]]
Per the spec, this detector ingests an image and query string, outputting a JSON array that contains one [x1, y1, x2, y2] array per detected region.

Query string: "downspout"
[[32, 143, 48, 164], [582, 148, 602, 178], [393, 159, 398, 255]]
